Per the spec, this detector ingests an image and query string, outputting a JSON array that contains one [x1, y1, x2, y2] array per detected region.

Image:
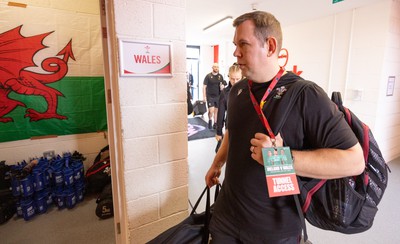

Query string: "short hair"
[[228, 63, 241, 76], [233, 11, 282, 52]]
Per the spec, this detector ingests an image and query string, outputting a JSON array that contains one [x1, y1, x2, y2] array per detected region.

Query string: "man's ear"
[[266, 37, 277, 57]]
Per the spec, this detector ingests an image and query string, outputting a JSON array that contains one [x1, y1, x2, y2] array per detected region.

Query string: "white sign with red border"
[[119, 39, 172, 77]]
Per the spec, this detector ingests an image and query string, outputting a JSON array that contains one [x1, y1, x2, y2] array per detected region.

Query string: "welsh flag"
[[0, 3, 107, 143]]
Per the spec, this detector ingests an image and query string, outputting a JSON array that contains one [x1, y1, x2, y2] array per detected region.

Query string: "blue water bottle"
[[72, 159, 84, 183], [75, 181, 85, 203], [34, 190, 48, 214], [63, 166, 74, 188], [20, 174, 34, 197], [20, 197, 36, 221], [55, 188, 65, 210], [32, 166, 45, 192], [64, 187, 77, 209]]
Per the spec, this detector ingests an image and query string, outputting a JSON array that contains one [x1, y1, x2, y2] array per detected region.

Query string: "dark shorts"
[[209, 213, 301, 244], [207, 96, 219, 108]]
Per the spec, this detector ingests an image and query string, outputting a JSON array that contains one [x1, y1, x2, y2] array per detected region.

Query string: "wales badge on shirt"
[[262, 147, 300, 197]]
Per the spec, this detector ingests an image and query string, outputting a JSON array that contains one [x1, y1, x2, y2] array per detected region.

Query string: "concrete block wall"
[[111, 0, 188, 243]]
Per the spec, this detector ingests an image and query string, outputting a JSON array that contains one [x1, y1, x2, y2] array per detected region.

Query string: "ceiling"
[[186, 0, 384, 45]]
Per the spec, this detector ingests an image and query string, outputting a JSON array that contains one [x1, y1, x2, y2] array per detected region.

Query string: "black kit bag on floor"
[[0, 189, 16, 225], [294, 91, 391, 240], [147, 185, 220, 244], [0, 161, 11, 191], [193, 100, 207, 116], [86, 145, 111, 194], [96, 183, 113, 219]]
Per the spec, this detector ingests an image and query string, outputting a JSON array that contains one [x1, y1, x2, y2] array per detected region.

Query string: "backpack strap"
[[273, 79, 310, 133], [331, 91, 343, 106], [294, 194, 309, 242], [270, 78, 311, 241]]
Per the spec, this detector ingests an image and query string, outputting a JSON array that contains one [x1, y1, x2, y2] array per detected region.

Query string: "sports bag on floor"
[[0, 189, 16, 224], [96, 183, 113, 219], [147, 185, 220, 244], [86, 145, 111, 194], [295, 91, 390, 236], [193, 100, 207, 116]]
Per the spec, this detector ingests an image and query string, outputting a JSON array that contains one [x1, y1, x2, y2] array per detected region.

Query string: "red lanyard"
[[248, 67, 285, 145]]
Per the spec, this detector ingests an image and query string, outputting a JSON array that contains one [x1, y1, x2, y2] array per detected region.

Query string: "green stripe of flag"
[[0, 76, 107, 143]]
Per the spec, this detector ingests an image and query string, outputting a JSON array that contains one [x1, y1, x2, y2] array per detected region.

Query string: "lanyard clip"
[[271, 138, 277, 149]]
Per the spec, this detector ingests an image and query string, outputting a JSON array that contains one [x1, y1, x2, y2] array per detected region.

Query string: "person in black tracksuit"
[[203, 63, 227, 129], [215, 64, 242, 152]]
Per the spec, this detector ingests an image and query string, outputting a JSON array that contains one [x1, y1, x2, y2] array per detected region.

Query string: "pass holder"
[[262, 146, 300, 197], [249, 68, 300, 197]]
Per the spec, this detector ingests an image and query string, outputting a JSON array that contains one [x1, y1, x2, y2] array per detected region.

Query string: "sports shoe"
[[208, 120, 212, 129]]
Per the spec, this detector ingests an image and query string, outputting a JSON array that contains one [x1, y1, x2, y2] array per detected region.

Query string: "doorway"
[[186, 45, 201, 101]]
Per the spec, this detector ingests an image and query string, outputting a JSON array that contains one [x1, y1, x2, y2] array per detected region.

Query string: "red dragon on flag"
[[0, 25, 75, 123]]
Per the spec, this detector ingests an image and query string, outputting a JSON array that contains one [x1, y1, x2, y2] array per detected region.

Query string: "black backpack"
[[85, 145, 111, 194], [296, 91, 390, 239]]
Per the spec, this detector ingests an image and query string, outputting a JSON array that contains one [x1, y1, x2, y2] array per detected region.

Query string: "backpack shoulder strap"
[[331, 91, 343, 106], [274, 79, 310, 133]]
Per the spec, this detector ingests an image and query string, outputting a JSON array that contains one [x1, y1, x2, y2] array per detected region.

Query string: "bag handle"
[[190, 186, 207, 215], [189, 184, 221, 243], [190, 184, 221, 215]]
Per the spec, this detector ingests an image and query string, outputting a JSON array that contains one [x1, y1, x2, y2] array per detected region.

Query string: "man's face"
[[233, 20, 269, 82], [212, 65, 219, 73]]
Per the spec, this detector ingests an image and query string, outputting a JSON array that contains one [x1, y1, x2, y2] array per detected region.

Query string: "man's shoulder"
[[232, 78, 248, 89], [281, 72, 317, 90], [229, 79, 248, 96]]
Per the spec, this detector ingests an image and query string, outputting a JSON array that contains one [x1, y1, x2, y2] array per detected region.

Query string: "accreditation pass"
[[262, 147, 300, 197]]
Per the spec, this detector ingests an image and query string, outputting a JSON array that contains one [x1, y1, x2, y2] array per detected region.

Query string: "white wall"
[[0, 132, 108, 171], [374, 0, 400, 161], [198, 45, 213, 100], [282, 0, 400, 162]]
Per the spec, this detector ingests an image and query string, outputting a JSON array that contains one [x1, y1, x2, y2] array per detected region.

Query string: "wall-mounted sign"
[[119, 39, 172, 77], [387, 76, 395, 96], [332, 0, 344, 4]]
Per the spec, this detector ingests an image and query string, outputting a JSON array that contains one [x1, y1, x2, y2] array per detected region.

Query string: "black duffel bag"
[[96, 183, 113, 219], [0, 189, 16, 225], [147, 185, 220, 244]]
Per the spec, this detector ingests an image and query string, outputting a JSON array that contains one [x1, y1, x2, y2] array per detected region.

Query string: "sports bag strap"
[[294, 194, 309, 242], [190, 186, 207, 215], [203, 187, 211, 244], [190, 186, 218, 243], [214, 183, 221, 202]]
